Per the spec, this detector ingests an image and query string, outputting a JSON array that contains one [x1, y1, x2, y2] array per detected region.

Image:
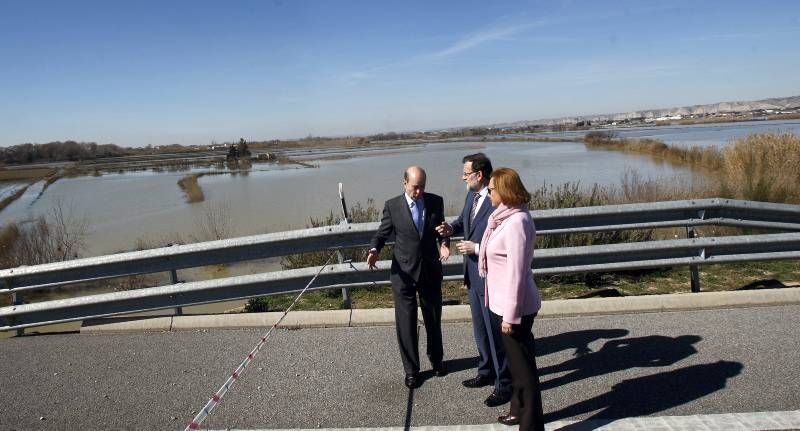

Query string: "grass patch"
[[244, 280, 469, 312], [537, 260, 800, 300], [241, 260, 800, 312], [0, 168, 54, 180], [177, 173, 205, 203]]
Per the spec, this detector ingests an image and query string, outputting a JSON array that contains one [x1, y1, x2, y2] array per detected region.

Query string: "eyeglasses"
[[462, 171, 478, 178], [487, 187, 494, 195]]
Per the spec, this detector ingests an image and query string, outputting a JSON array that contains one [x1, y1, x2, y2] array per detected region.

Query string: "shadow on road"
[[537, 329, 630, 357], [737, 279, 795, 290], [404, 386, 414, 431], [545, 360, 744, 428], [540, 334, 702, 390]]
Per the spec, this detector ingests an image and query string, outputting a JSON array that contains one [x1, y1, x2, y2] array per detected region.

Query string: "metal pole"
[[6, 279, 23, 337], [686, 226, 701, 293], [338, 183, 352, 308], [336, 249, 351, 309], [171, 269, 183, 315]]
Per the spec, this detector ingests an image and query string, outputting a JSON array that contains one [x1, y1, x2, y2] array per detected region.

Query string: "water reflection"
[[521, 119, 800, 147], [4, 120, 791, 257]]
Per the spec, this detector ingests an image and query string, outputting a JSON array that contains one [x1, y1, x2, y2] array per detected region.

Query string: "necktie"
[[470, 193, 481, 223], [411, 201, 423, 234]]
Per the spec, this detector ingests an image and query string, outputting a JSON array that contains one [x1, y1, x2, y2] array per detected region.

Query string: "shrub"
[[719, 133, 800, 203], [177, 174, 205, 203]]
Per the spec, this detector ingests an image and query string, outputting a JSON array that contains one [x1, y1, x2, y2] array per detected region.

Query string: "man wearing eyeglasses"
[[436, 153, 512, 407]]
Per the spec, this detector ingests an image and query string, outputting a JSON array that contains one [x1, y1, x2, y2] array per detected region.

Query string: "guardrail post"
[[170, 269, 183, 315], [686, 226, 701, 293], [337, 183, 352, 309], [336, 249, 352, 309], [6, 279, 23, 337]]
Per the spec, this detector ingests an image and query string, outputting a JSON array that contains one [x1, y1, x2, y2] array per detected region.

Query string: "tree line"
[[0, 141, 129, 164]]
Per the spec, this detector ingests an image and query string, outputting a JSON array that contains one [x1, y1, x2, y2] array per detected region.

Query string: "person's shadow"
[[537, 329, 630, 357], [539, 334, 702, 390], [546, 361, 744, 428]]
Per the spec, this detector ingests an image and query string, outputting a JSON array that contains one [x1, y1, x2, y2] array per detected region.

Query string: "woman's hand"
[[501, 321, 512, 335]]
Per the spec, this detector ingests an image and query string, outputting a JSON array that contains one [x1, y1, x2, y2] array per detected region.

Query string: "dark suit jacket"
[[449, 190, 494, 289], [370, 193, 447, 284]]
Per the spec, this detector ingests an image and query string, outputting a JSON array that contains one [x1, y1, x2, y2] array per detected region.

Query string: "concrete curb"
[[80, 287, 800, 334]]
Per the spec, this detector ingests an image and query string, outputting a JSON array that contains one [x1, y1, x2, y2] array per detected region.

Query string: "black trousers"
[[491, 311, 544, 431], [392, 271, 443, 375]]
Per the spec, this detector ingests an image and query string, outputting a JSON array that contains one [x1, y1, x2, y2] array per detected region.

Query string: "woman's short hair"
[[491, 167, 530, 206]]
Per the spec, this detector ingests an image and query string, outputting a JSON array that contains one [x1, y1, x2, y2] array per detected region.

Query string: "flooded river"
[[1, 120, 798, 258]]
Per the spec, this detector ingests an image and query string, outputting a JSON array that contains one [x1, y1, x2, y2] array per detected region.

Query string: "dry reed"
[[177, 174, 205, 203], [719, 132, 800, 203], [585, 131, 800, 203], [584, 132, 724, 172]]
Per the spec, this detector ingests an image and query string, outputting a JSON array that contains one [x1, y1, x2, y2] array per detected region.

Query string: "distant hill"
[[486, 95, 800, 129]]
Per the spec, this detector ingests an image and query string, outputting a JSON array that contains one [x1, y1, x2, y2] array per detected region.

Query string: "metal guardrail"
[[2, 198, 800, 332]]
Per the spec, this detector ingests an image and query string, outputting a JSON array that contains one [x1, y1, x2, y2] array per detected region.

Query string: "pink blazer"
[[483, 211, 541, 324]]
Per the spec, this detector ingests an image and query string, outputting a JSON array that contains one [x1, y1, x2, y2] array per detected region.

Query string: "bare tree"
[[192, 200, 232, 242], [0, 199, 89, 268]]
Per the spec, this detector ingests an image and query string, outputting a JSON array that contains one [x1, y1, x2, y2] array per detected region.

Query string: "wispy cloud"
[[342, 19, 546, 84], [426, 22, 538, 59]]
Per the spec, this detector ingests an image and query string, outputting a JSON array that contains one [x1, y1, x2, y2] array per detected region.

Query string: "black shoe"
[[462, 374, 494, 388], [484, 390, 512, 407], [432, 362, 447, 377], [498, 414, 520, 426], [404, 373, 420, 389]]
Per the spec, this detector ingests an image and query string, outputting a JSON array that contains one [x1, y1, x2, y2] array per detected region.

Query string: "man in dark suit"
[[437, 153, 512, 406], [367, 166, 450, 388]]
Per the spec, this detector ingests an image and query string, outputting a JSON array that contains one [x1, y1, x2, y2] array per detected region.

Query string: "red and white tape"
[[185, 253, 335, 431]]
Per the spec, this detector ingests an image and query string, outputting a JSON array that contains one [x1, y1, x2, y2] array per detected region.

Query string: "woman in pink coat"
[[478, 167, 544, 431]]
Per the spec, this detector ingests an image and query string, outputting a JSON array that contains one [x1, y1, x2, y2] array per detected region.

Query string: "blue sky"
[[1, 0, 799, 147]]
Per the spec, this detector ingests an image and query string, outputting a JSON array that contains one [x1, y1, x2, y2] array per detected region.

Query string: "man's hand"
[[456, 240, 476, 255], [367, 249, 378, 270], [439, 243, 450, 262], [435, 221, 452, 237]]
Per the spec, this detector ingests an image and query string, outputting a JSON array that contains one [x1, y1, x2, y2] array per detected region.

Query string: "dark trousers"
[[392, 272, 443, 375], [468, 284, 512, 395], [491, 312, 544, 431]]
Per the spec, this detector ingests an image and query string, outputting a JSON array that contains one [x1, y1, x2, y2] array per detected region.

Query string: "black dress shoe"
[[432, 362, 447, 377], [404, 373, 420, 389], [484, 390, 512, 407], [462, 374, 494, 388], [498, 414, 520, 426]]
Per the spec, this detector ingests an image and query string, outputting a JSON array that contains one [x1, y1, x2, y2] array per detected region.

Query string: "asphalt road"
[[1, 305, 799, 430]]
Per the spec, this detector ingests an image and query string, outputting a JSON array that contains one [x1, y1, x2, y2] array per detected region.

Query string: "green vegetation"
[[0, 168, 55, 180], [538, 260, 800, 300]]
